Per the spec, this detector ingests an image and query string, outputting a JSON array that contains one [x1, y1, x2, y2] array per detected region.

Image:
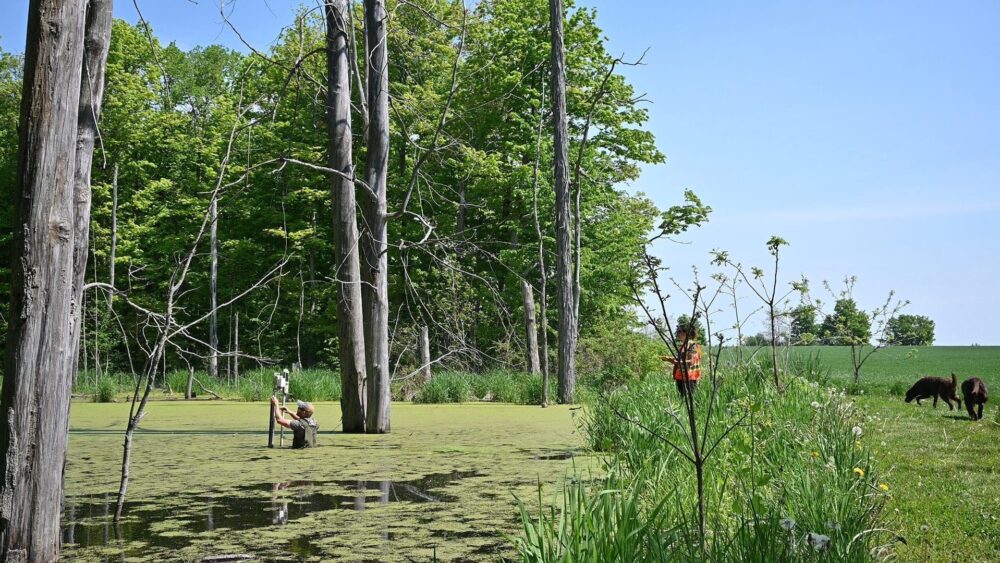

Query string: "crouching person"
[[271, 397, 319, 448]]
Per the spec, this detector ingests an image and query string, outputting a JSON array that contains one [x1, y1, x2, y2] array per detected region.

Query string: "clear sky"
[[2, 1, 998, 344]]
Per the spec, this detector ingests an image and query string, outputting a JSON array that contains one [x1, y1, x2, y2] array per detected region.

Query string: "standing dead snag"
[[522, 280, 541, 375], [549, 0, 577, 404], [0, 0, 90, 559], [326, 0, 368, 433], [419, 326, 432, 384], [71, 0, 114, 381], [362, 0, 392, 433]]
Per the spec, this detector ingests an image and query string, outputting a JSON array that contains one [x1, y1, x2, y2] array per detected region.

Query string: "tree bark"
[[0, 0, 90, 560], [522, 281, 541, 375], [326, 0, 368, 433], [362, 0, 391, 433], [549, 0, 576, 404], [208, 196, 219, 379]]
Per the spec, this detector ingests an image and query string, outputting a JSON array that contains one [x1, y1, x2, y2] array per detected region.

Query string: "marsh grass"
[[517, 364, 892, 561], [414, 370, 550, 404]]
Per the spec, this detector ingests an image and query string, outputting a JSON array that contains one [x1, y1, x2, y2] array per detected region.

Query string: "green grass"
[[517, 369, 890, 561], [858, 395, 1000, 562], [724, 345, 1000, 395]]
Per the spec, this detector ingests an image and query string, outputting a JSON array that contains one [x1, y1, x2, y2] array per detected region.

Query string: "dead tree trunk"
[[70, 0, 112, 383], [531, 79, 550, 406], [362, 0, 391, 433], [326, 0, 368, 433], [107, 163, 117, 320], [185, 365, 195, 400], [233, 311, 240, 383], [419, 326, 431, 384], [522, 281, 541, 375], [549, 0, 577, 404], [208, 196, 219, 379], [0, 0, 90, 559]]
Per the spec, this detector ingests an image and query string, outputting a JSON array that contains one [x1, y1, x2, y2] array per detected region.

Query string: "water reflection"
[[61, 470, 483, 554]]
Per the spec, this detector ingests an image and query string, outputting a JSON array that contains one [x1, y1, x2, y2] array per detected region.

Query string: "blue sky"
[[3, 1, 998, 344]]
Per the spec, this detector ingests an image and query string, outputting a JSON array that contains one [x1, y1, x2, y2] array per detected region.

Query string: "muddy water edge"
[[63, 402, 588, 561]]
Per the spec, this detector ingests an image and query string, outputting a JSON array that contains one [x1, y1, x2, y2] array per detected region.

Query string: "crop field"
[[730, 345, 1000, 392]]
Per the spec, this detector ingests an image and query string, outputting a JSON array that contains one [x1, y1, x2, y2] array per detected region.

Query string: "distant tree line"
[[782, 304, 934, 346]]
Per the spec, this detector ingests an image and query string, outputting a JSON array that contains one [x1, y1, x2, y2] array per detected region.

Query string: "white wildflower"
[[811, 401, 821, 409], [852, 426, 863, 438]]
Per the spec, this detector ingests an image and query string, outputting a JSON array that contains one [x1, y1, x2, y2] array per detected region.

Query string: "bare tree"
[[208, 196, 219, 379], [823, 276, 907, 384], [0, 0, 91, 559], [326, 0, 368, 433], [712, 237, 801, 390], [530, 79, 550, 405], [522, 280, 541, 374], [549, 0, 576, 404], [362, 0, 391, 433]]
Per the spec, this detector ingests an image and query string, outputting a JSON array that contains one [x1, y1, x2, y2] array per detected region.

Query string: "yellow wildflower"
[[853, 467, 865, 478], [879, 483, 889, 492]]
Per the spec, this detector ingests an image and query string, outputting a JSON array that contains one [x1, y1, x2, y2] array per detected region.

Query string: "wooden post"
[[522, 280, 541, 374], [420, 326, 431, 383]]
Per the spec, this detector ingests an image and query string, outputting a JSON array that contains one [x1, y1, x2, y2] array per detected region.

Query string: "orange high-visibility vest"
[[673, 343, 702, 381]]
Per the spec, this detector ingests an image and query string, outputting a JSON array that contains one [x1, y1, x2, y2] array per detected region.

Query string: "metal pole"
[[279, 369, 289, 447], [268, 372, 279, 448]]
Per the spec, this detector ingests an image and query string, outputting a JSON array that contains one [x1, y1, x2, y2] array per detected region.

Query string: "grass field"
[[859, 396, 1000, 562], [739, 345, 1000, 392], [795, 346, 1000, 562]]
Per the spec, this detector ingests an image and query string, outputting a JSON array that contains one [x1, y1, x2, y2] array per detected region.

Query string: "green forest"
[[0, 1, 667, 385]]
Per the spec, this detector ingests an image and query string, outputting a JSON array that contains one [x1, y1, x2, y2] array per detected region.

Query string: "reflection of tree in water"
[[61, 471, 482, 554]]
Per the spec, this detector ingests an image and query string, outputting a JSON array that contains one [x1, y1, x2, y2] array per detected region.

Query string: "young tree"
[[822, 277, 908, 383], [712, 237, 801, 390], [887, 314, 935, 346], [0, 0, 90, 559], [549, 0, 577, 403]]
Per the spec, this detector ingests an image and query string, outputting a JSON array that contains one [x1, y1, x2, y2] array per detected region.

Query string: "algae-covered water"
[[63, 401, 586, 562]]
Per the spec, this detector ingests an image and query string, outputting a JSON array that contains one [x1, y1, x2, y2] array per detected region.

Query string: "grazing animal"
[[961, 377, 988, 421], [904, 373, 960, 410]]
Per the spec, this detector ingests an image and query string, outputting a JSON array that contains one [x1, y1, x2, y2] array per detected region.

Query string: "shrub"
[[94, 377, 118, 403]]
